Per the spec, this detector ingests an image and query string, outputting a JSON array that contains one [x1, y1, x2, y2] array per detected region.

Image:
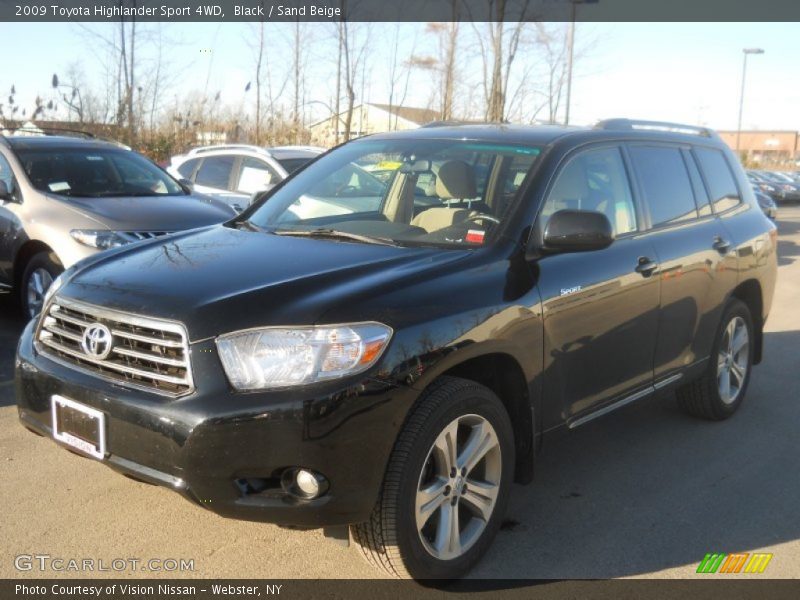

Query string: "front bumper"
[[15, 319, 416, 528]]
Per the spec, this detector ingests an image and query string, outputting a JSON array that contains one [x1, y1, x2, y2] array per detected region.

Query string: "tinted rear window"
[[694, 148, 741, 213], [629, 146, 697, 227]]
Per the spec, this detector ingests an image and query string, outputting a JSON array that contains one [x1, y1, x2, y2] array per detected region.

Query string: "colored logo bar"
[[696, 552, 773, 574]]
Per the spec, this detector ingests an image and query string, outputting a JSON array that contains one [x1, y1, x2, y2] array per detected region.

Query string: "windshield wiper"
[[272, 228, 398, 246]]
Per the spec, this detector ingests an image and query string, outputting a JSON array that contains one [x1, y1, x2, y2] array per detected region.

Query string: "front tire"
[[352, 376, 514, 579], [677, 299, 754, 420], [20, 251, 63, 320]]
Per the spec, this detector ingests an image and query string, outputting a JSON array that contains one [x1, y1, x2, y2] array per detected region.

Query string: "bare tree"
[[51, 71, 84, 122], [386, 24, 416, 130], [473, 0, 531, 122], [250, 21, 266, 144], [536, 23, 569, 123], [290, 19, 308, 134], [337, 5, 370, 141]]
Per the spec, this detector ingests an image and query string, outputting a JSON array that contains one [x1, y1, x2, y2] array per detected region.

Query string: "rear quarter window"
[[694, 148, 742, 213]]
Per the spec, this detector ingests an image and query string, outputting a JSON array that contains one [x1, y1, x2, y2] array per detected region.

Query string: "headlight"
[[782, 184, 795, 192], [70, 229, 130, 250], [216, 323, 393, 390]]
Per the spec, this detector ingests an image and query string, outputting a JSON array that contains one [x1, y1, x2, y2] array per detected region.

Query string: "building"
[[308, 102, 441, 144], [717, 130, 799, 163]]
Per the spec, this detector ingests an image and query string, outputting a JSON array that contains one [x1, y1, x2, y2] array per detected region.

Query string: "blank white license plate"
[[51, 395, 106, 460]]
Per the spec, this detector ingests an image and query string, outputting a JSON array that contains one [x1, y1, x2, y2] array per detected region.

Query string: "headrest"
[[435, 160, 477, 200]]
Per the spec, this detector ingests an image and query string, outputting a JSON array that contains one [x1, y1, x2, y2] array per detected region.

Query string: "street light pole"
[[736, 48, 765, 155], [563, 0, 598, 126]]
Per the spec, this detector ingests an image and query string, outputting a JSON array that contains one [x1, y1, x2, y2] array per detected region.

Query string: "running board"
[[568, 373, 683, 429]]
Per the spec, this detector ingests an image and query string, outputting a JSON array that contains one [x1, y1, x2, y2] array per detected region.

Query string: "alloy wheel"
[[415, 414, 502, 561], [717, 316, 749, 405], [26, 267, 53, 319]]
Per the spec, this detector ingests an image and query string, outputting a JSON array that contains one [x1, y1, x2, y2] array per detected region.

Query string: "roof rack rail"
[[187, 144, 272, 156], [1, 126, 96, 139], [595, 119, 718, 138]]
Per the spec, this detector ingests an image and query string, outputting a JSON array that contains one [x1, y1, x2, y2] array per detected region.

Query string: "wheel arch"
[[431, 352, 536, 485], [730, 278, 764, 364], [13, 240, 59, 291]]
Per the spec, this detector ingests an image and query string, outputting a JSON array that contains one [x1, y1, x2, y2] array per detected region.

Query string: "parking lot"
[[0, 206, 798, 580]]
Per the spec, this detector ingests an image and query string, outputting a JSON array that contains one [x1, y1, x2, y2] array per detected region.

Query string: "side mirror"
[[178, 178, 195, 193], [542, 209, 614, 253]]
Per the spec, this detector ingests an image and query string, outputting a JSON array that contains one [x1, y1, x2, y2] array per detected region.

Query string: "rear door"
[[536, 144, 661, 423], [626, 143, 735, 382]]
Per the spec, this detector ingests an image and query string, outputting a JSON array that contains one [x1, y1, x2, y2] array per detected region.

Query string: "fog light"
[[296, 470, 320, 497], [281, 468, 328, 500]]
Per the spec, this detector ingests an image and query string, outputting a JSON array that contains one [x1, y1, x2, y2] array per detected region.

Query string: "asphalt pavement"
[[1, 207, 799, 579]]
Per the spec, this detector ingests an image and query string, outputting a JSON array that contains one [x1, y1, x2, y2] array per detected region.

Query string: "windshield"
[[246, 139, 542, 248], [16, 147, 185, 197]]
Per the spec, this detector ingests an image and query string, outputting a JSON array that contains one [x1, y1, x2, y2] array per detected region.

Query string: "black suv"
[[16, 120, 777, 579]]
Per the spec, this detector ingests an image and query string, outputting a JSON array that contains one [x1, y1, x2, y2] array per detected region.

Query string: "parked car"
[[752, 170, 800, 203], [0, 134, 237, 319], [753, 189, 777, 219], [167, 145, 324, 212], [16, 119, 777, 579], [747, 171, 778, 197]]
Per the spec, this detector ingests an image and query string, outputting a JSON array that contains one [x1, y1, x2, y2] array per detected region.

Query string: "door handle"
[[713, 236, 732, 254], [635, 256, 658, 277]]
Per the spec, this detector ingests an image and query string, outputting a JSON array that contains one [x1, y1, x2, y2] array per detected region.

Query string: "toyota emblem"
[[81, 323, 113, 360]]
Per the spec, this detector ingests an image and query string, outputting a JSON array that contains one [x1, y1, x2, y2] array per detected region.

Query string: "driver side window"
[[541, 146, 637, 236]]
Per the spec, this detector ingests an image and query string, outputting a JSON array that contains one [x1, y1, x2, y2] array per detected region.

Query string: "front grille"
[[37, 297, 193, 396]]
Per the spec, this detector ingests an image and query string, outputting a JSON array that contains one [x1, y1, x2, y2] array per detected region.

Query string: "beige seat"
[[411, 160, 478, 233]]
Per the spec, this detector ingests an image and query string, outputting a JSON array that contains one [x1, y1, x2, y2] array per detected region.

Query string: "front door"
[[536, 145, 660, 423]]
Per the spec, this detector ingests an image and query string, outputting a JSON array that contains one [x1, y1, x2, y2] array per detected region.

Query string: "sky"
[[0, 21, 798, 132]]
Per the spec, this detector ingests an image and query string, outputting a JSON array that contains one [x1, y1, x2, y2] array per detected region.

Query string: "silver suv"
[[0, 134, 236, 318], [167, 145, 324, 212]]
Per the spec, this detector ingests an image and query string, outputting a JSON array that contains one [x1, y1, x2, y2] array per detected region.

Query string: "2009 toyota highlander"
[[16, 120, 777, 579]]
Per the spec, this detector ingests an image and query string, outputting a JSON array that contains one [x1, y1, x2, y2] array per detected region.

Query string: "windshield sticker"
[[465, 229, 485, 244], [48, 182, 71, 192], [86, 156, 105, 161]]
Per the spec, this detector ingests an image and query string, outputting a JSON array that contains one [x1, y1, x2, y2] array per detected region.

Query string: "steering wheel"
[[464, 213, 501, 226]]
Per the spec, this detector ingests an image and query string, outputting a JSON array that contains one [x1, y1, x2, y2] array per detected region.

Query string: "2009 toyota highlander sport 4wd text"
[[16, 120, 777, 579]]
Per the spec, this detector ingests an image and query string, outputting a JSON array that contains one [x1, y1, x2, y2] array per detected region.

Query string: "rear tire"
[[20, 251, 63, 320], [677, 299, 754, 420], [351, 376, 514, 579]]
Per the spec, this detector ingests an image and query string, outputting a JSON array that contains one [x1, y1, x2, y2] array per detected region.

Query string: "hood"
[[60, 225, 471, 340], [56, 193, 235, 231]]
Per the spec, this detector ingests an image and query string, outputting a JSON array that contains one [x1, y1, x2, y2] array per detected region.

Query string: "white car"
[[167, 145, 325, 212]]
